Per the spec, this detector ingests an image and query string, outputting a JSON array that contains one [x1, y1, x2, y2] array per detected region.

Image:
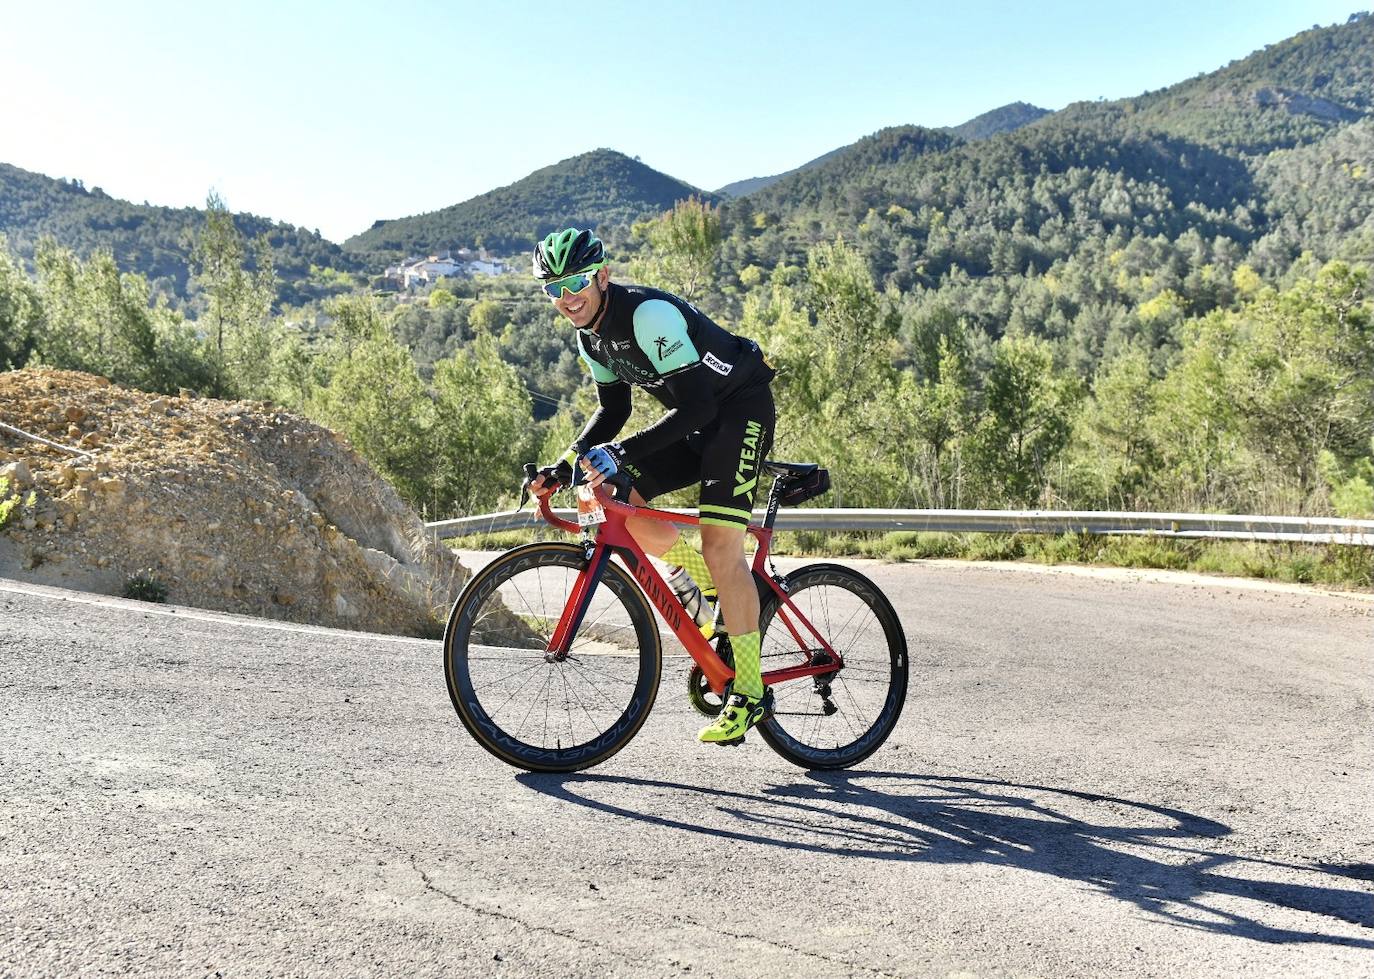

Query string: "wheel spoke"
[[511, 667, 554, 740], [478, 657, 549, 720]]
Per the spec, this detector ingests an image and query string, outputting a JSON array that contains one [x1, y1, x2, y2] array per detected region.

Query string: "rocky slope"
[[0, 369, 469, 636]]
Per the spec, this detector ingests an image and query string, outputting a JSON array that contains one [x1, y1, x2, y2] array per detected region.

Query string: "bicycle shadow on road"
[[518, 769, 1372, 948]]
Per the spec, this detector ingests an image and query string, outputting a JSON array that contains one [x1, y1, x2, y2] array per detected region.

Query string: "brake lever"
[[518, 462, 538, 511]]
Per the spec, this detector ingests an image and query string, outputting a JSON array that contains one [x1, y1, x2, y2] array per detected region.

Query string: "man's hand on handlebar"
[[580, 443, 624, 488], [530, 459, 573, 498]]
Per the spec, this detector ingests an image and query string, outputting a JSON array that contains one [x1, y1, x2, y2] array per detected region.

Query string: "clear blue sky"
[[0, 1, 1363, 243]]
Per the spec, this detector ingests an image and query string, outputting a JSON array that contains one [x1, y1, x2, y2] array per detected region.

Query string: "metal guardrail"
[[427, 508, 1374, 546]]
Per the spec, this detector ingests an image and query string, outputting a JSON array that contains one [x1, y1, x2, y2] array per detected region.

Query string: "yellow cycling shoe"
[[698, 689, 772, 746]]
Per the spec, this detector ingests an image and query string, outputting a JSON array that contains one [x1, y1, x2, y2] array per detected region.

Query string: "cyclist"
[[529, 227, 777, 746]]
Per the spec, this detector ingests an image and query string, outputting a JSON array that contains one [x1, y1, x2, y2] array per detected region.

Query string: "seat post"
[[758, 459, 822, 532], [762, 474, 786, 531]]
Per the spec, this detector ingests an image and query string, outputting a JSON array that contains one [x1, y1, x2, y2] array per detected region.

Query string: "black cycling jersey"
[[571, 282, 774, 463]]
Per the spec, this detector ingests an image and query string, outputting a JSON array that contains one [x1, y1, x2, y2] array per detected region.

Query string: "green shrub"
[[0, 476, 16, 530], [882, 532, 964, 559], [1106, 537, 1193, 571], [1285, 556, 1317, 584], [965, 533, 1026, 561], [122, 569, 169, 603]]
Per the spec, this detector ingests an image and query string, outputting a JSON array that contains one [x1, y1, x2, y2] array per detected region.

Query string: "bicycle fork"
[[544, 540, 612, 660]]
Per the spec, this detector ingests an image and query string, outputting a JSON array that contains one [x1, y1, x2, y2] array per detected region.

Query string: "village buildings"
[[383, 248, 510, 289]]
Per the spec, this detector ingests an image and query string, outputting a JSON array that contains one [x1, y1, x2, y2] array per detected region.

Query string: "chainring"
[[687, 638, 734, 717], [687, 665, 727, 717]]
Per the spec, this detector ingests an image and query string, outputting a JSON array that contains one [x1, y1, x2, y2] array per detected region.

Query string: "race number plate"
[[576, 486, 606, 526]]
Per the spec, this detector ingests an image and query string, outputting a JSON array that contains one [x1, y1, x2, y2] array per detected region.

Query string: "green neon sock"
[[664, 537, 714, 592], [731, 630, 764, 699]]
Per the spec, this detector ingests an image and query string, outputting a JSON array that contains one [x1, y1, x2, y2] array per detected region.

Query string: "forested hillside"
[[712, 14, 1374, 361], [344, 149, 717, 261], [1097, 12, 1374, 152], [715, 102, 1050, 198], [0, 164, 363, 307], [2, 13, 1372, 556]]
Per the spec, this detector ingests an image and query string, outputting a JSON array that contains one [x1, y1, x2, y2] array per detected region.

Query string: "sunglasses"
[[542, 269, 600, 299]]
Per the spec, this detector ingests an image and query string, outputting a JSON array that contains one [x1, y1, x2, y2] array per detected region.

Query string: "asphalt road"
[[2, 559, 1371, 978]]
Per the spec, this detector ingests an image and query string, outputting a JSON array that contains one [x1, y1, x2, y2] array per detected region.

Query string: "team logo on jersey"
[[654, 335, 683, 361], [703, 352, 733, 376], [614, 361, 655, 383]]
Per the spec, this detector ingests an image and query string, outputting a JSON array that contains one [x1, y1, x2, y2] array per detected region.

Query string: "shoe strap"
[[725, 692, 767, 710]]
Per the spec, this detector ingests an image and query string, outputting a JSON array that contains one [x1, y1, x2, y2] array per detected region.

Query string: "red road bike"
[[443, 461, 908, 773]]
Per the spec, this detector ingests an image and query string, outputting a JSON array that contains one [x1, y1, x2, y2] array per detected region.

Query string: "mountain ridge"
[[721, 14, 1372, 249], [714, 102, 1052, 199], [0, 161, 361, 307], [1049, 13, 1373, 151], [343, 148, 718, 260], [715, 143, 852, 198], [946, 101, 1053, 142]]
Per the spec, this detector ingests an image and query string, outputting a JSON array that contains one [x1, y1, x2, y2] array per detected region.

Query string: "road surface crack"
[[678, 912, 899, 977], [408, 854, 629, 959]]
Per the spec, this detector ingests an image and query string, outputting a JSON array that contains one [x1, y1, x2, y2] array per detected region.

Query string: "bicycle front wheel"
[[757, 563, 908, 769], [443, 542, 662, 773]]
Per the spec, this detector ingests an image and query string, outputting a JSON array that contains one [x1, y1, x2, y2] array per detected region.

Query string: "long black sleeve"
[[618, 365, 719, 461], [570, 381, 632, 455]]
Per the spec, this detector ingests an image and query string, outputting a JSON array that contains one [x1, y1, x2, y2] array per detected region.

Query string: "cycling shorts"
[[630, 384, 775, 529]]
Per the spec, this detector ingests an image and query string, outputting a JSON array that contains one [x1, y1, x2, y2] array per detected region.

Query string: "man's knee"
[[700, 525, 746, 572]]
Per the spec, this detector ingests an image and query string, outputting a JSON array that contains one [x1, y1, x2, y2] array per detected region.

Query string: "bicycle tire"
[[756, 563, 908, 769], [443, 542, 662, 773]]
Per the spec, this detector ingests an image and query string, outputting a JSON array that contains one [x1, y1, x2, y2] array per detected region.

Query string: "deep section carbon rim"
[[443, 543, 661, 773], [757, 563, 908, 769]]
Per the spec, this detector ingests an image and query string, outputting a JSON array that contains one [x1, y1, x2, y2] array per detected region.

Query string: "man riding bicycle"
[[528, 227, 777, 746]]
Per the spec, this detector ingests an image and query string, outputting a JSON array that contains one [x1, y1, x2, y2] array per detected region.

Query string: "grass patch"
[[122, 569, 169, 603], [441, 529, 560, 551]]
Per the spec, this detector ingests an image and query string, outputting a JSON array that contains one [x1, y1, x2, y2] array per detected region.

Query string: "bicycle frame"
[[535, 481, 842, 695]]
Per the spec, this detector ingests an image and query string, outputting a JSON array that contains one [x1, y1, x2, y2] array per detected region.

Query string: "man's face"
[[548, 267, 609, 330]]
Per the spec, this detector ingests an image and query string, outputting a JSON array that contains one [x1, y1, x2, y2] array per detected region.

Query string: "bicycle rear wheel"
[[443, 542, 662, 773], [757, 563, 908, 769]]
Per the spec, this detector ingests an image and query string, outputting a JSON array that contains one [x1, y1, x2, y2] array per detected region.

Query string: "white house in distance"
[[384, 248, 510, 289]]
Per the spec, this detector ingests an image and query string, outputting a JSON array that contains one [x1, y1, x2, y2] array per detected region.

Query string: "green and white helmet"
[[532, 228, 606, 280]]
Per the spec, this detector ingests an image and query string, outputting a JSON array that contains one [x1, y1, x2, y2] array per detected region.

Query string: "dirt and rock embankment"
[[0, 369, 470, 636]]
